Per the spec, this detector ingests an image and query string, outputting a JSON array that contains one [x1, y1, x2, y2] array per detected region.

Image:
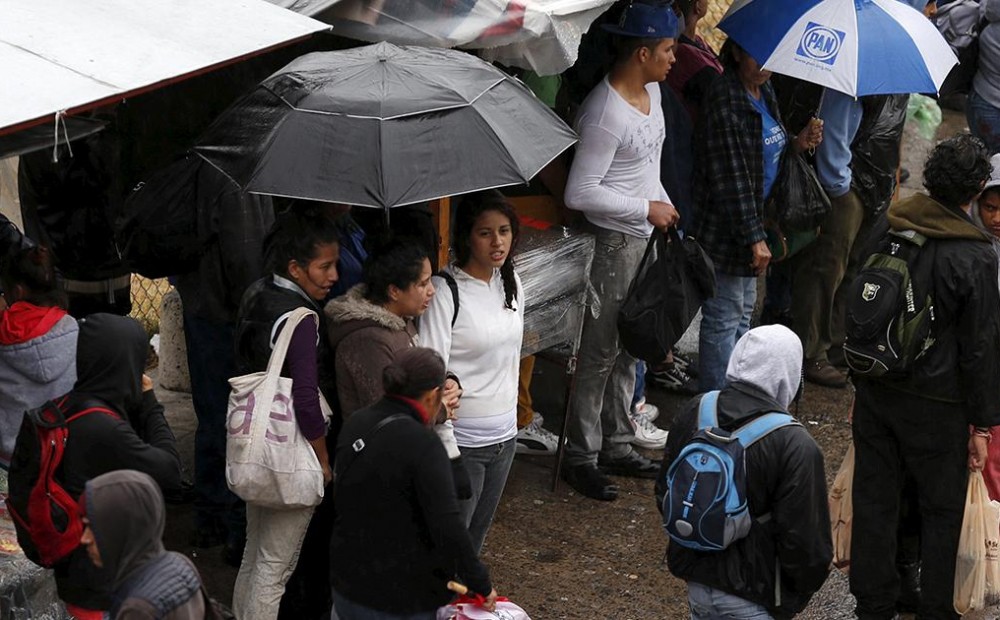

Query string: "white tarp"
[[0, 0, 329, 134], [270, 0, 615, 75]]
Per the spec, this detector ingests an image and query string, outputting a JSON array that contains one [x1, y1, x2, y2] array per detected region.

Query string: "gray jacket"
[[0, 314, 78, 466], [974, 0, 1000, 108]]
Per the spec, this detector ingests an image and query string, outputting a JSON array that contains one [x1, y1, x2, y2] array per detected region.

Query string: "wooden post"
[[431, 196, 451, 270]]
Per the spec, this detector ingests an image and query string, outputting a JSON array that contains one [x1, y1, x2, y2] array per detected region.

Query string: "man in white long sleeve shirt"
[[562, 1, 680, 502]]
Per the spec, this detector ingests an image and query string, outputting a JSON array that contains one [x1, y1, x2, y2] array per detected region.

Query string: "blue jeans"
[[566, 227, 647, 466], [459, 438, 516, 553], [967, 89, 1000, 154], [688, 582, 773, 619], [632, 361, 646, 409], [698, 271, 757, 392], [182, 313, 244, 541], [332, 590, 435, 620]]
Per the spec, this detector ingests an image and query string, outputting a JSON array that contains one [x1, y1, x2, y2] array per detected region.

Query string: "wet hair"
[[364, 239, 431, 305], [923, 134, 992, 209], [264, 207, 341, 277], [453, 190, 520, 310], [382, 347, 446, 399], [1, 246, 66, 308], [613, 35, 663, 62]]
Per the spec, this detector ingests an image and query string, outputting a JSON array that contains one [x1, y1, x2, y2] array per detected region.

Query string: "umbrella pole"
[[815, 86, 827, 121]]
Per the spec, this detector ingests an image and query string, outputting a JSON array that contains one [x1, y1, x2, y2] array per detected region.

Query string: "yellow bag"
[[829, 442, 854, 572], [955, 471, 990, 614]]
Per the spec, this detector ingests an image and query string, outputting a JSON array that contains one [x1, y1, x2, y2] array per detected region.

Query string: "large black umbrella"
[[195, 41, 577, 209]]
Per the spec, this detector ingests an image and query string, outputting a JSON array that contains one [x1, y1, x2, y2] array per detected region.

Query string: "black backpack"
[[116, 154, 223, 279], [7, 397, 118, 567], [843, 229, 937, 378]]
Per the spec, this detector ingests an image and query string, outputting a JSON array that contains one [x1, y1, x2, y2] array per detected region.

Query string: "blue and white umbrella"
[[718, 0, 957, 97]]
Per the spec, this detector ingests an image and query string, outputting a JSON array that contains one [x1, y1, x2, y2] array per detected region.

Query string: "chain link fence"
[[129, 274, 172, 336]]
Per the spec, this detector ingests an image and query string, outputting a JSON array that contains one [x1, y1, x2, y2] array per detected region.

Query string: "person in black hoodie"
[[850, 135, 1000, 620], [48, 313, 184, 618], [331, 347, 497, 619], [656, 325, 831, 619]]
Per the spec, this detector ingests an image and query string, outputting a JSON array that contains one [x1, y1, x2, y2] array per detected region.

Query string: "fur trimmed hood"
[[325, 284, 407, 347]]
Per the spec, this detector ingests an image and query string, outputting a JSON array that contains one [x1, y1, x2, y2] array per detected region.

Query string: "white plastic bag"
[[225, 307, 332, 509], [955, 471, 991, 613], [437, 599, 531, 620], [984, 497, 1000, 604]]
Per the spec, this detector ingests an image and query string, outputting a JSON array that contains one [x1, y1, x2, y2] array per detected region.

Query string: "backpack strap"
[[696, 391, 721, 429], [436, 271, 460, 327], [731, 412, 800, 448], [61, 398, 121, 424], [336, 413, 410, 483]]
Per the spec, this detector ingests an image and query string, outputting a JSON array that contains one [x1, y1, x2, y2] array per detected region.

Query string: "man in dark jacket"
[[850, 135, 1000, 620], [18, 139, 132, 317], [173, 161, 273, 564], [656, 324, 832, 619]]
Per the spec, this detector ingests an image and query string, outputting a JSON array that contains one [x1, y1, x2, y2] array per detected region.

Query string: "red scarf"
[[0, 302, 68, 345], [388, 395, 432, 425]]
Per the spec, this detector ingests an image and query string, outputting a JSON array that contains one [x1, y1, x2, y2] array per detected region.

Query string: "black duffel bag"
[[618, 228, 715, 363]]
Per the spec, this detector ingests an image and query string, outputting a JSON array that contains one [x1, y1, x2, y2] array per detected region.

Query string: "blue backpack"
[[662, 391, 799, 551]]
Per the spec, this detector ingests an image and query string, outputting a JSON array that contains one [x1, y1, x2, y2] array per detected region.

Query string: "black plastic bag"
[[851, 94, 909, 215], [618, 229, 715, 363], [768, 150, 831, 232]]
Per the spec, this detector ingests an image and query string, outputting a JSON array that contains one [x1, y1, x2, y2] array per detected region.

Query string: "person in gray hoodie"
[[80, 470, 208, 620], [0, 246, 77, 469], [656, 325, 832, 619]]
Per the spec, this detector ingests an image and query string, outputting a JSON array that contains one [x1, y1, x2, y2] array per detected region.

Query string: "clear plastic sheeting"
[[272, 0, 617, 75], [516, 226, 596, 357]]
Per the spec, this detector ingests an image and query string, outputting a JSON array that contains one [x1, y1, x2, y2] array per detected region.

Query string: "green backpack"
[[843, 229, 937, 378]]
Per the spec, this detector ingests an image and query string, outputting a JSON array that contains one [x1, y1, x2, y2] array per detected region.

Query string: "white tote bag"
[[226, 307, 332, 509]]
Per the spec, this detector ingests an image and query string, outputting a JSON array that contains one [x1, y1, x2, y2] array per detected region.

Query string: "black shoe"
[[671, 349, 698, 378], [895, 561, 921, 613], [598, 451, 661, 479], [647, 363, 699, 396], [562, 464, 618, 501]]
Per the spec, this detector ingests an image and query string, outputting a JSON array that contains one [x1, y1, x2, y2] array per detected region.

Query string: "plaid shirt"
[[691, 71, 785, 276]]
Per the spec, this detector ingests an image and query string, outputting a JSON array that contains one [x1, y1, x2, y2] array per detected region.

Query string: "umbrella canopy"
[[718, 0, 957, 96], [195, 42, 577, 209]]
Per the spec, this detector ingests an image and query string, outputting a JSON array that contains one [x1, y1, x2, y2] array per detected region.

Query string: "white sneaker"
[[631, 400, 659, 422], [516, 416, 559, 455], [629, 413, 669, 450]]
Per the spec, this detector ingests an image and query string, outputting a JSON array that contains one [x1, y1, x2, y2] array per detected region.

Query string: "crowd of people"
[[3, 0, 1000, 619]]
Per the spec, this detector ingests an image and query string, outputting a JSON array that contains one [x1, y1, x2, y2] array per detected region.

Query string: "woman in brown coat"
[[325, 240, 435, 417]]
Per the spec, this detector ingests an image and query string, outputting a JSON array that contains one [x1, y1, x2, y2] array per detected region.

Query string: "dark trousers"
[[183, 313, 245, 542], [850, 381, 967, 620]]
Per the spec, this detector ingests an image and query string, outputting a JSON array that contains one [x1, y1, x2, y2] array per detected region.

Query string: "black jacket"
[[330, 397, 491, 613], [656, 383, 832, 619], [857, 194, 1000, 425], [18, 139, 129, 281]]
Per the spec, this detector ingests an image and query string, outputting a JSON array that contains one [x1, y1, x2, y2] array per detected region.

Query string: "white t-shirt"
[[564, 77, 671, 238], [420, 266, 523, 448]]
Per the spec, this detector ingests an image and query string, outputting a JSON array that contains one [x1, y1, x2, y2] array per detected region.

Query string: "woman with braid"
[[421, 190, 523, 553]]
